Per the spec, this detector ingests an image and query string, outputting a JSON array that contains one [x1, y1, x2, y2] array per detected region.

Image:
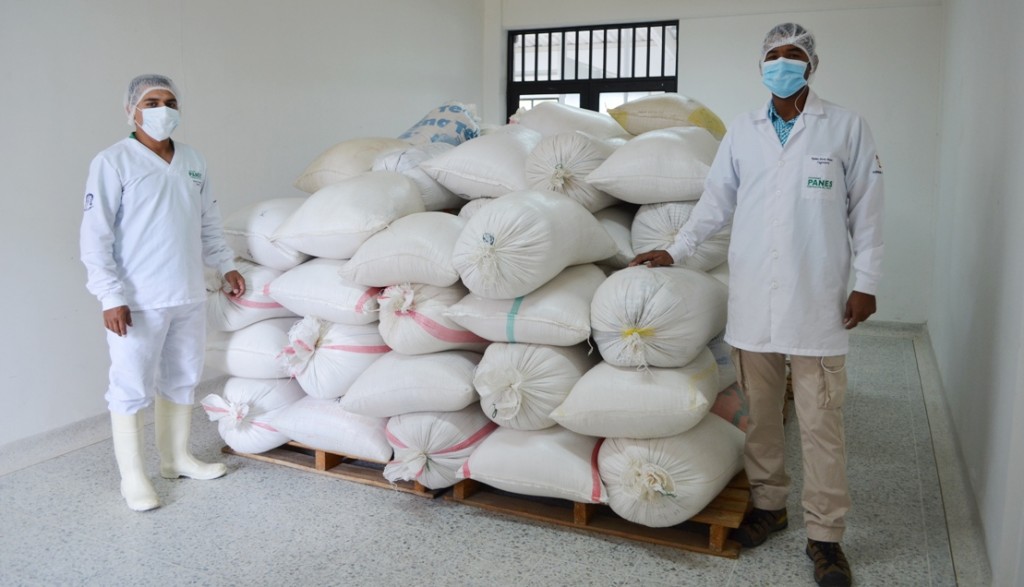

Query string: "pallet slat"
[[225, 443, 752, 558], [222, 442, 442, 498], [447, 472, 750, 558]]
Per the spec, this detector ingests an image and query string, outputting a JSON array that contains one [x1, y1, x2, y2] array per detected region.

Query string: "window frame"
[[506, 20, 679, 119]]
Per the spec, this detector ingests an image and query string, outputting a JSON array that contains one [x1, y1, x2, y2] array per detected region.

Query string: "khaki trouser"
[[730, 349, 850, 543]]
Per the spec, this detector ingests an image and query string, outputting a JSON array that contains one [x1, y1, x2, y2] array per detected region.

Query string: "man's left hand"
[[224, 270, 246, 297], [843, 291, 876, 329]]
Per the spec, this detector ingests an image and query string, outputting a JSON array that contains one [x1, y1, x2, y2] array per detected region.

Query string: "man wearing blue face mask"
[[80, 74, 245, 512], [630, 23, 884, 587]]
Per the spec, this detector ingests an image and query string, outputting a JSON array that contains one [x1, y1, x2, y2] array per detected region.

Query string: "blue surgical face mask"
[[761, 57, 809, 98]]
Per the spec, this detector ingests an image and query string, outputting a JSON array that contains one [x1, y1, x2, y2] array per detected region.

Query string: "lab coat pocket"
[[801, 154, 842, 202], [818, 355, 847, 409]]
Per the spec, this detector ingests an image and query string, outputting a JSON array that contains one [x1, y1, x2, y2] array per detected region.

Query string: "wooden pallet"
[[447, 471, 751, 558], [222, 442, 443, 498]]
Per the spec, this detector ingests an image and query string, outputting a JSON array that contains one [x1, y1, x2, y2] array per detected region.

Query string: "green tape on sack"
[[506, 297, 524, 343]]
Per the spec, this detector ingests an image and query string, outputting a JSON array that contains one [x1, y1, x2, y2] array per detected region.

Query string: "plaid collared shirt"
[[768, 100, 799, 146]]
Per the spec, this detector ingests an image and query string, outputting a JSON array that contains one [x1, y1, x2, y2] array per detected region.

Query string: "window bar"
[[520, 34, 527, 83], [631, 26, 637, 78], [587, 29, 593, 80], [601, 28, 607, 79], [574, 30, 579, 80], [547, 32, 553, 81], [536, 32, 544, 82], [616, 28, 622, 78], [561, 32, 566, 81], [660, 26, 667, 77], [646, 26, 652, 77]]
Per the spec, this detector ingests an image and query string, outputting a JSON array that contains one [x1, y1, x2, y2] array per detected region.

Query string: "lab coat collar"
[[757, 88, 825, 121]]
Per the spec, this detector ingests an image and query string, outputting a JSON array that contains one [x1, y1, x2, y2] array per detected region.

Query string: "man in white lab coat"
[[631, 23, 883, 587], [80, 74, 246, 512]]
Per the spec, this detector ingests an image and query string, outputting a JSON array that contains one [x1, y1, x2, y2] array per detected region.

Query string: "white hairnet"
[[123, 74, 180, 124], [761, 23, 819, 73]]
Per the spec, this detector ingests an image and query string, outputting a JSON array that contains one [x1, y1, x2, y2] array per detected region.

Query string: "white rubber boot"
[[155, 396, 227, 480], [110, 412, 160, 512]]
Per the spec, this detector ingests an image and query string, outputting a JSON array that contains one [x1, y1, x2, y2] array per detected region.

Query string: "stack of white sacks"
[[201, 95, 749, 527]]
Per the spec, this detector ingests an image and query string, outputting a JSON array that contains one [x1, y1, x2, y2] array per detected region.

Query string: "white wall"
[[929, 0, 1024, 583], [0, 0, 484, 447], [493, 0, 942, 327]]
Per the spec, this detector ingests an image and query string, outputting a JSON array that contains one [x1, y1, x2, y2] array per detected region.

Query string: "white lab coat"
[[666, 90, 884, 356], [80, 137, 236, 311]]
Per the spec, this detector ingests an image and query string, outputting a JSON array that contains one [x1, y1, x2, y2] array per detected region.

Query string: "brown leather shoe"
[[806, 539, 853, 587], [731, 507, 788, 547]]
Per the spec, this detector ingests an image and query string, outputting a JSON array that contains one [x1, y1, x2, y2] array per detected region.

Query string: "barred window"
[[507, 20, 678, 119]]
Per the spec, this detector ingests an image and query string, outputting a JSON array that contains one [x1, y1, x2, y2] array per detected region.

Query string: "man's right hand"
[[628, 250, 675, 268], [103, 305, 132, 337]]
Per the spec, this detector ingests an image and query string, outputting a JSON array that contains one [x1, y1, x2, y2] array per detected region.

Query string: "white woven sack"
[[340, 212, 465, 288], [383, 406, 498, 489], [608, 93, 727, 140], [708, 330, 737, 391], [278, 317, 390, 399], [294, 137, 411, 194], [372, 142, 464, 211], [551, 350, 719, 439], [205, 317, 296, 379], [200, 377, 306, 454], [593, 205, 637, 270], [452, 190, 618, 299], [631, 202, 730, 271], [456, 426, 607, 504], [273, 171, 425, 259], [510, 102, 628, 140], [222, 198, 310, 271], [525, 132, 619, 212], [206, 259, 295, 332], [271, 396, 392, 462], [444, 264, 605, 346], [598, 414, 744, 527], [267, 258, 381, 326], [709, 261, 729, 287], [456, 197, 495, 221], [339, 350, 482, 417], [377, 283, 489, 355], [474, 343, 599, 431], [591, 266, 727, 368], [586, 127, 720, 204], [397, 101, 480, 147], [419, 125, 541, 200]]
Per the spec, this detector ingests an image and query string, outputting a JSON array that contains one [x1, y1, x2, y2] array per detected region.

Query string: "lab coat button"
[[772, 250, 779, 259], [771, 281, 779, 289]]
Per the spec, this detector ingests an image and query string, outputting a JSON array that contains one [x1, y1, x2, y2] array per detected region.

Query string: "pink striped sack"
[[206, 259, 296, 332], [377, 283, 489, 355], [456, 425, 607, 504], [201, 377, 305, 454], [278, 316, 390, 400], [383, 406, 498, 489], [267, 258, 382, 326]]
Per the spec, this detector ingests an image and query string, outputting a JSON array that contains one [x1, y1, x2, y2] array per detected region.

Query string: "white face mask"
[[137, 106, 180, 141]]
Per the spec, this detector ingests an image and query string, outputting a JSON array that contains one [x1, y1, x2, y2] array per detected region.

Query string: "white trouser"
[[105, 302, 206, 415]]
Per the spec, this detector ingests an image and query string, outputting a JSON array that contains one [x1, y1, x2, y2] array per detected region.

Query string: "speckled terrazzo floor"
[[0, 325, 961, 586]]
